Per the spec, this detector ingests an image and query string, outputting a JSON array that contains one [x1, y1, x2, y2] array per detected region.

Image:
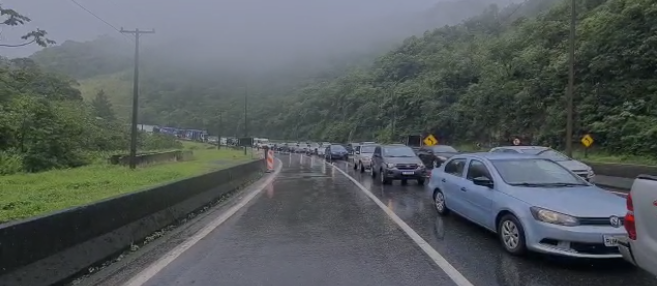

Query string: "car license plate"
[[402, 171, 414, 175], [603, 235, 623, 247]]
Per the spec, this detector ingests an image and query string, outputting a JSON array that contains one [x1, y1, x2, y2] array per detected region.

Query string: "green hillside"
[[28, 0, 657, 157]]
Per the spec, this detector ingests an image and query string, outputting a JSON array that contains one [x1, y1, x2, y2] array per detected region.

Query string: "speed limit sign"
[[513, 138, 521, 146]]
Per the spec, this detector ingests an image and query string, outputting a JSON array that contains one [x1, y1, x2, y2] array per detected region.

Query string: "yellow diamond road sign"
[[581, 134, 594, 148], [423, 134, 438, 146]]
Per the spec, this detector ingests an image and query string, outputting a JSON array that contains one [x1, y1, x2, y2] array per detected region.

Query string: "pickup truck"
[[618, 175, 657, 277]]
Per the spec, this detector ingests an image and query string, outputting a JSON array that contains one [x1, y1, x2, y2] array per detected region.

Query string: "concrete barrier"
[[109, 150, 194, 166], [584, 161, 657, 179], [0, 159, 263, 286]]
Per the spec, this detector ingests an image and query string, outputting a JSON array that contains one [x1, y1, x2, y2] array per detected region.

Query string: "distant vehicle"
[[618, 175, 657, 276], [352, 144, 377, 173], [347, 143, 360, 154], [489, 146, 595, 181], [325, 144, 349, 161], [307, 143, 320, 155], [428, 152, 626, 258], [371, 144, 426, 185], [417, 145, 460, 168]]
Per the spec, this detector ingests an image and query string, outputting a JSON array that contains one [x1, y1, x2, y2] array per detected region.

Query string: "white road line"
[[324, 161, 475, 286], [122, 159, 283, 286]]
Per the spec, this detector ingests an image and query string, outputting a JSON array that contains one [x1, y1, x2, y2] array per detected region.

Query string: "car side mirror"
[[355, 151, 360, 154], [472, 176, 494, 188]]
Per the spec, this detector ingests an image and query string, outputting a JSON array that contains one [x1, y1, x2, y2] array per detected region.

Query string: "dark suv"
[[371, 144, 427, 185]]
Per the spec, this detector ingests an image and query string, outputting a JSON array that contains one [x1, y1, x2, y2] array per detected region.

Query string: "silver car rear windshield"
[[360, 146, 375, 153], [491, 158, 586, 186]]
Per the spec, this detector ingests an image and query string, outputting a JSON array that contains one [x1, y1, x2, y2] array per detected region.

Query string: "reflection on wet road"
[[321, 155, 657, 286], [139, 153, 456, 286], [129, 153, 657, 286]]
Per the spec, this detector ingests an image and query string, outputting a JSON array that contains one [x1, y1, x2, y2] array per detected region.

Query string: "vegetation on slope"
[[0, 5, 180, 175], [29, 0, 657, 159]]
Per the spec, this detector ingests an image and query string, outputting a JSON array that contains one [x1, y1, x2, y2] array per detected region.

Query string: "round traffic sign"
[[513, 138, 521, 146]]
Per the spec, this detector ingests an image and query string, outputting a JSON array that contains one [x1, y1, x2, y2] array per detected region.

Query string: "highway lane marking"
[[122, 158, 283, 286], [324, 160, 475, 286]]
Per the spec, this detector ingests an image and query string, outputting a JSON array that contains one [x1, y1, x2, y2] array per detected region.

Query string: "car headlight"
[[587, 169, 595, 177], [530, 207, 579, 226], [437, 156, 447, 161], [386, 163, 396, 168], [417, 164, 426, 170]]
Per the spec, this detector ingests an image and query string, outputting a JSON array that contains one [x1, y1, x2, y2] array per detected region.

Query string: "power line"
[[68, 0, 132, 41]]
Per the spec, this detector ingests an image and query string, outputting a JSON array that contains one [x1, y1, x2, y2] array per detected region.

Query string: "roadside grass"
[[0, 146, 254, 223], [455, 144, 657, 166]]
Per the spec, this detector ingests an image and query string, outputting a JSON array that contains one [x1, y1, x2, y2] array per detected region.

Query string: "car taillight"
[[624, 193, 637, 240]]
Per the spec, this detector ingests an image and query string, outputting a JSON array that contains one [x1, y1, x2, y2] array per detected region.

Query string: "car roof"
[[382, 144, 410, 147], [493, 145, 549, 151], [453, 152, 540, 160]]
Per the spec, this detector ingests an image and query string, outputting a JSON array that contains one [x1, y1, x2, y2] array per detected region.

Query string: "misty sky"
[[0, 0, 510, 67]]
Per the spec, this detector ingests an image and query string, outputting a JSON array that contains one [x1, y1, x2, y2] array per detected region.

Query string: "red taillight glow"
[[625, 193, 637, 240]]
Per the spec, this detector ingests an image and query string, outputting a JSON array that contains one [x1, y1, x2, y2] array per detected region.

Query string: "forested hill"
[[29, 0, 657, 156], [257, 0, 657, 156]]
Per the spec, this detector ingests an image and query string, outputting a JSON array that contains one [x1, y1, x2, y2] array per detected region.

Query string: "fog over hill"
[[3, 0, 512, 70]]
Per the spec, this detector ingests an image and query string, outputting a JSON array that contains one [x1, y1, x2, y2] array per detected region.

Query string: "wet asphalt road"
[[140, 153, 456, 286], [138, 153, 657, 286]]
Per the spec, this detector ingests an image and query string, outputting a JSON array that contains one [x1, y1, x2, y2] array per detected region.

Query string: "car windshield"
[[431, 145, 458, 153], [383, 146, 416, 157], [491, 158, 587, 186], [536, 149, 571, 161], [360, 145, 376, 153], [331, 145, 347, 152]]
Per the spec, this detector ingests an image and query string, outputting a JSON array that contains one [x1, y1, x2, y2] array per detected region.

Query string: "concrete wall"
[[0, 160, 263, 286]]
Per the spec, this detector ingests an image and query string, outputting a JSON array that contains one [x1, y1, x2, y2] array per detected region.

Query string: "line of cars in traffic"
[[274, 140, 656, 275], [423, 149, 657, 277]]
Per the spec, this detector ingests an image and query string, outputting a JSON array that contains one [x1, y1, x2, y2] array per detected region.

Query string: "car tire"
[[380, 169, 391, 185], [497, 214, 527, 256], [433, 189, 449, 216], [359, 162, 365, 173], [353, 161, 358, 170], [371, 167, 376, 178], [417, 178, 425, 185]]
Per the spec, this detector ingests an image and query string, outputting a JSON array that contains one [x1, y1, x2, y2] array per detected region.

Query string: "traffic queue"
[[255, 138, 657, 276]]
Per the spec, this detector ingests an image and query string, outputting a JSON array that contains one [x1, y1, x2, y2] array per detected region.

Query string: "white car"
[[618, 175, 657, 276], [489, 146, 595, 181], [352, 144, 376, 173]]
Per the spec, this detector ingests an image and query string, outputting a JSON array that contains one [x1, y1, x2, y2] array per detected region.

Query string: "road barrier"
[[0, 159, 264, 286], [585, 161, 657, 179], [108, 150, 194, 166], [266, 150, 274, 172]]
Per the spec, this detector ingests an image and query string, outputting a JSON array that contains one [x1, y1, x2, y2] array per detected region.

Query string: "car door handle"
[[460, 187, 467, 192], [441, 179, 446, 182]]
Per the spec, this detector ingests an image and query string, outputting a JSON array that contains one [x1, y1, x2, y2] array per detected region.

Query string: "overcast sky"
[[0, 0, 509, 66]]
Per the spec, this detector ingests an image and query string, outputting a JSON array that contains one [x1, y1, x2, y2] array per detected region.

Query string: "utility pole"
[[217, 112, 223, 150], [121, 27, 155, 169], [391, 89, 397, 143], [565, 0, 575, 157], [243, 84, 248, 155]]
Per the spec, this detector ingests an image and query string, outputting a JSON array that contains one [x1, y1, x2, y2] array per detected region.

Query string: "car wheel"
[[380, 169, 391, 185], [433, 189, 449, 215], [497, 214, 527, 256], [353, 161, 358, 170], [359, 162, 365, 173], [371, 167, 376, 178], [417, 178, 425, 185]]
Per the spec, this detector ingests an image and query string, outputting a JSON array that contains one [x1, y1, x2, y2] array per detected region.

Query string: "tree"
[[0, 5, 55, 48], [91, 89, 116, 121]]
